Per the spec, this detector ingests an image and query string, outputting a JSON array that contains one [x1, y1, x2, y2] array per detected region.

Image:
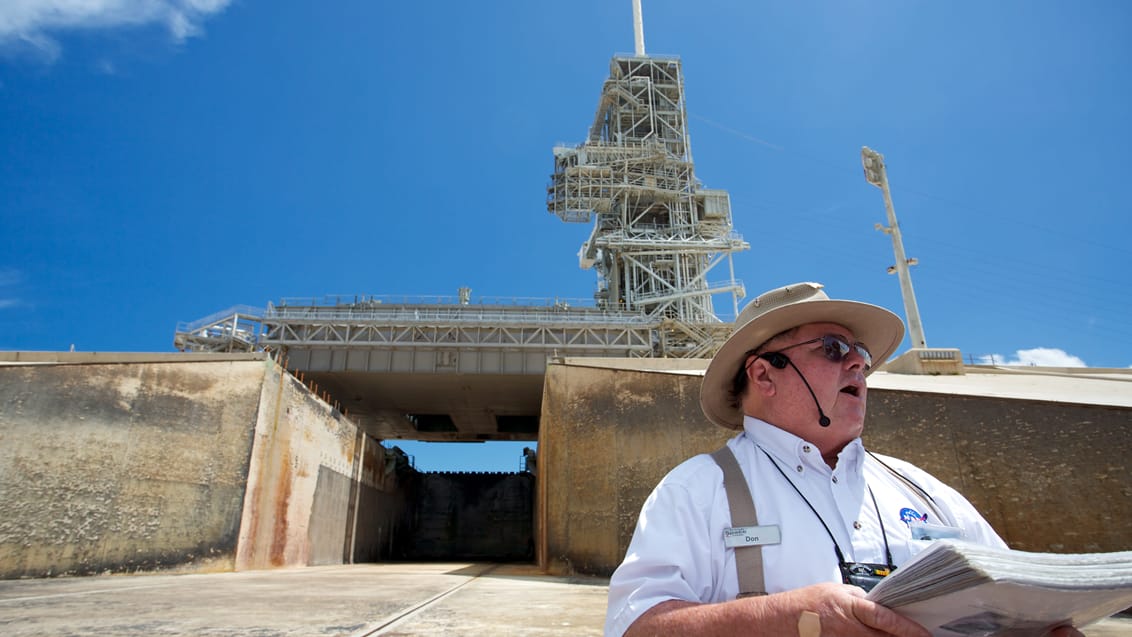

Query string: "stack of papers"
[[866, 540, 1132, 635]]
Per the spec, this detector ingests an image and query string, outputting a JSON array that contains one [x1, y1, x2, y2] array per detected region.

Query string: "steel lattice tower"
[[547, 53, 749, 356]]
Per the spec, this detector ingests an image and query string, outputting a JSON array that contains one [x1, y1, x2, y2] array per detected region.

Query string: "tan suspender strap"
[[709, 446, 767, 598]]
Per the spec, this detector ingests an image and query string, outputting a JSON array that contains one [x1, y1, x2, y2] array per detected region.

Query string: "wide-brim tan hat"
[[700, 282, 905, 429]]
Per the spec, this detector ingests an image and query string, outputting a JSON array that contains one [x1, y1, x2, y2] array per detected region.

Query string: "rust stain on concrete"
[[269, 454, 293, 567]]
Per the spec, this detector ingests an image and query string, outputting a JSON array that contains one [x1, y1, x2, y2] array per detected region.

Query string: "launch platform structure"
[[171, 3, 754, 439], [546, 3, 749, 358], [177, 3, 748, 363]]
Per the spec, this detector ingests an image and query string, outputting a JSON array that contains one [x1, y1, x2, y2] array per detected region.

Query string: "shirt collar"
[[741, 415, 865, 473]]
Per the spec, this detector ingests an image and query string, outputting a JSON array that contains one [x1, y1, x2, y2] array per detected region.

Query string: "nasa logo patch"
[[900, 507, 928, 524]]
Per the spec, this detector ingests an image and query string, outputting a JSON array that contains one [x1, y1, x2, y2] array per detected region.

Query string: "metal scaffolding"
[[261, 296, 654, 357], [547, 54, 748, 357], [177, 51, 749, 360], [174, 295, 657, 360], [173, 305, 264, 353]]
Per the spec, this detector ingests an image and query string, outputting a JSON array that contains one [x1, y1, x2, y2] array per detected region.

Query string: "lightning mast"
[[632, 0, 646, 56]]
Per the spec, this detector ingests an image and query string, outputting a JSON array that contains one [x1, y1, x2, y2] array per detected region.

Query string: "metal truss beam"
[[173, 296, 738, 360]]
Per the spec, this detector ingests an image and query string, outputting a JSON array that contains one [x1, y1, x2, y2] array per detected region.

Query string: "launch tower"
[[547, 18, 748, 357]]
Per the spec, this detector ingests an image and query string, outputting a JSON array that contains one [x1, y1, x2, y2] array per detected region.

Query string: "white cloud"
[[0, 0, 232, 61], [977, 348, 1087, 368]]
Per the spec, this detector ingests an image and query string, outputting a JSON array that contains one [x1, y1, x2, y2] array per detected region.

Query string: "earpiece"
[[759, 352, 789, 369], [759, 352, 831, 427]]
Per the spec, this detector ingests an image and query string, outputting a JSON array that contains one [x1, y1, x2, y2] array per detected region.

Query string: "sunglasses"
[[769, 334, 873, 370]]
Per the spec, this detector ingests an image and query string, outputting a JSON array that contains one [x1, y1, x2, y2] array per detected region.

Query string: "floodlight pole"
[[861, 146, 927, 349]]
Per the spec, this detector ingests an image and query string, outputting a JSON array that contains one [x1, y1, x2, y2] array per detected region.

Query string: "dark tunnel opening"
[[352, 441, 537, 565]]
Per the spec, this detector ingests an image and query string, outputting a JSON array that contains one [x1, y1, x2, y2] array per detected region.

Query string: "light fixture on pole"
[[862, 146, 927, 349]]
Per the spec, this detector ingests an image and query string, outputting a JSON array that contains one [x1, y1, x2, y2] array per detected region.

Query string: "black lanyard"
[[759, 447, 896, 583]]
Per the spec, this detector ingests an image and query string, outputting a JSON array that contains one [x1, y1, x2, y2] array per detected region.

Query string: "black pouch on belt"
[[839, 562, 892, 592]]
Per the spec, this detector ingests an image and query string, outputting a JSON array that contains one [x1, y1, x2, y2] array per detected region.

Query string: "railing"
[[264, 304, 655, 327], [628, 280, 744, 308], [274, 294, 598, 309], [175, 305, 264, 334], [612, 52, 681, 62]]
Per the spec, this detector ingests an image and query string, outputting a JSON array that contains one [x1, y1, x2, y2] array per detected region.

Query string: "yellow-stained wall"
[[235, 360, 408, 569], [537, 362, 732, 575], [0, 355, 402, 578], [4, 354, 1128, 580], [537, 361, 1132, 576], [867, 391, 1131, 553], [236, 360, 358, 569], [0, 358, 265, 577]]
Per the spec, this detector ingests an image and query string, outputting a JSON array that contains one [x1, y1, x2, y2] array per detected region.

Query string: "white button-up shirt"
[[605, 416, 1007, 636]]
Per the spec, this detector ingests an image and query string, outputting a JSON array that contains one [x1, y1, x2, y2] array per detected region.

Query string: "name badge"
[[909, 521, 965, 541], [723, 525, 781, 548]]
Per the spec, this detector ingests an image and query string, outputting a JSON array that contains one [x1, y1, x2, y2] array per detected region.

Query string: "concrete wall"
[[233, 362, 406, 569], [537, 363, 731, 575], [350, 441, 411, 563], [0, 354, 408, 578], [5, 353, 1126, 580], [0, 357, 266, 578], [866, 391, 1131, 553], [537, 361, 1132, 576]]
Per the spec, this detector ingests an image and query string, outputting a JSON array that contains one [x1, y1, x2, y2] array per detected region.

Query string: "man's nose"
[[844, 348, 868, 370]]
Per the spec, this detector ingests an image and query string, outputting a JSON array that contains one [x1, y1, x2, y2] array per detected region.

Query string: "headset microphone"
[[758, 353, 832, 427]]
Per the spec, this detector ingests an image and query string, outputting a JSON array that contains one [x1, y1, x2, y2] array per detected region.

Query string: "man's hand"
[[625, 582, 932, 636], [768, 583, 931, 637]]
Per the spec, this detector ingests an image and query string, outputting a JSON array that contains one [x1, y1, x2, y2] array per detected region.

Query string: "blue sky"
[[2, 1, 1129, 470]]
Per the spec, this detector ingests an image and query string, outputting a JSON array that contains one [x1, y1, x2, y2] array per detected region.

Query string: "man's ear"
[[746, 354, 777, 397]]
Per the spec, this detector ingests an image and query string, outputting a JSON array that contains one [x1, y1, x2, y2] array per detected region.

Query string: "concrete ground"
[[0, 563, 1128, 636]]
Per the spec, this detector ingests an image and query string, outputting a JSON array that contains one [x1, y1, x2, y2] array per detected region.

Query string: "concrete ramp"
[[1, 563, 1128, 636]]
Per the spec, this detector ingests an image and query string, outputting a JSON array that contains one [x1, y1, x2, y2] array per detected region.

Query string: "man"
[[605, 282, 1083, 637]]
